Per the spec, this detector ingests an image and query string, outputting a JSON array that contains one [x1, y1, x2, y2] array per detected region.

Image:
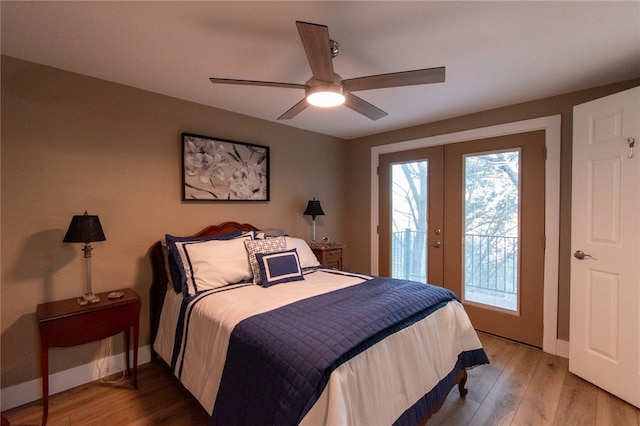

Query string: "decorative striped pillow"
[[174, 233, 253, 296]]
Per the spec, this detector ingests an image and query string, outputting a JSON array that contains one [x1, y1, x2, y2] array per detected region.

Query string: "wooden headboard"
[[148, 221, 260, 353]]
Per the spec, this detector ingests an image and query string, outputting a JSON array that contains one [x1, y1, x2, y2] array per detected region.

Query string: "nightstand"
[[311, 243, 346, 270], [37, 288, 141, 426]]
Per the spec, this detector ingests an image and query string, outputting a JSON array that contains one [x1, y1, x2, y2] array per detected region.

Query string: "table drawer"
[[39, 302, 140, 347], [323, 249, 343, 260]]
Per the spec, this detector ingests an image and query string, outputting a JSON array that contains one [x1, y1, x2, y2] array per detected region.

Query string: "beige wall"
[[1, 56, 347, 388], [345, 78, 640, 342]]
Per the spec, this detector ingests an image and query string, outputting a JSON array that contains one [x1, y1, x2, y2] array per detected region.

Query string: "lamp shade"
[[303, 199, 325, 218], [63, 211, 106, 243]]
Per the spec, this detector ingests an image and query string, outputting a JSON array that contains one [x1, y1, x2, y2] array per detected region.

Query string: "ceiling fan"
[[209, 21, 446, 121]]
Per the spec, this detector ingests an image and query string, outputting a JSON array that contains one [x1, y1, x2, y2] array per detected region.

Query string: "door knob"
[[573, 250, 593, 260], [429, 241, 441, 248]]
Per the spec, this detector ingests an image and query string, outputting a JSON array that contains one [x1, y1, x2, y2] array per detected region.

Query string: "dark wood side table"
[[36, 288, 141, 426], [311, 243, 346, 270]]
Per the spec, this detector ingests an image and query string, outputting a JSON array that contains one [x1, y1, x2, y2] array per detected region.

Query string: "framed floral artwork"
[[182, 133, 270, 201]]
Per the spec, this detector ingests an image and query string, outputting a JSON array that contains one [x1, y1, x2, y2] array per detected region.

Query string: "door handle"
[[573, 250, 593, 260], [429, 241, 441, 248]]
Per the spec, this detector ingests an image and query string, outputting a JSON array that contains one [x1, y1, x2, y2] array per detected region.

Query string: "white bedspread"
[[154, 269, 484, 425]]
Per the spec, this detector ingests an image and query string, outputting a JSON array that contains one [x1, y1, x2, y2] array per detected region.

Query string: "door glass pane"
[[391, 161, 428, 282], [463, 150, 520, 312]]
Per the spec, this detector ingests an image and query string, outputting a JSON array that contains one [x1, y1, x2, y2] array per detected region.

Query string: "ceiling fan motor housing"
[[329, 40, 339, 58]]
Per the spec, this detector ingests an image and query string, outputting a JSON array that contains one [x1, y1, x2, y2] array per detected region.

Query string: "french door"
[[379, 146, 444, 285], [379, 131, 545, 347]]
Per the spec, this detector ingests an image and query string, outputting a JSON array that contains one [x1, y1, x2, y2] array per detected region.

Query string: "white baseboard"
[[556, 339, 569, 359], [1, 345, 151, 411]]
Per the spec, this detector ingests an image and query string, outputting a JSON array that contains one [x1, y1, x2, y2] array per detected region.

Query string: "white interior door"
[[570, 86, 640, 408]]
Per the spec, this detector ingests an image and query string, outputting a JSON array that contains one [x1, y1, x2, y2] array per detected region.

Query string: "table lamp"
[[63, 211, 106, 305], [303, 198, 325, 242]]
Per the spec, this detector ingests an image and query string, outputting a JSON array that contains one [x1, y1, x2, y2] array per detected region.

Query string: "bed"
[[149, 222, 489, 425]]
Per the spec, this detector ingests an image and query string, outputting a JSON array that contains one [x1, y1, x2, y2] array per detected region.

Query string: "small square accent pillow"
[[255, 249, 304, 287], [244, 236, 286, 285]]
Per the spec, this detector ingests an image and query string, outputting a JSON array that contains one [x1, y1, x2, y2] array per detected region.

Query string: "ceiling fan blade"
[[209, 77, 305, 90], [344, 93, 388, 121], [296, 21, 335, 83], [343, 67, 445, 92], [278, 99, 309, 120]]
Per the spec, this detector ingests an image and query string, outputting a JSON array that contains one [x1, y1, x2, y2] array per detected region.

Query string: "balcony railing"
[[464, 233, 518, 297]]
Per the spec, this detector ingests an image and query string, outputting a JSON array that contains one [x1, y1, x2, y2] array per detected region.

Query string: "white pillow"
[[176, 237, 252, 296], [285, 237, 320, 268]]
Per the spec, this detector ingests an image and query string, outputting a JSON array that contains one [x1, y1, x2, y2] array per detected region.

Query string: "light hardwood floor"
[[4, 332, 639, 425]]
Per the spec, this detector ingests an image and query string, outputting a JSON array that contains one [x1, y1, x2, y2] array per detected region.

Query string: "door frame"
[[370, 115, 562, 355]]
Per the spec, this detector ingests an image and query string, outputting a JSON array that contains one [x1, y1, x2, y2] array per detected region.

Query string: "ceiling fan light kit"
[[306, 83, 345, 107], [209, 21, 445, 121]]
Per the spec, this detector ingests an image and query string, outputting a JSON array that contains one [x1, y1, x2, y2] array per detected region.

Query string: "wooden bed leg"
[[458, 368, 469, 398]]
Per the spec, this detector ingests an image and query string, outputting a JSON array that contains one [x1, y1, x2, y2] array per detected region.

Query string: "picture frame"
[[182, 133, 270, 201]]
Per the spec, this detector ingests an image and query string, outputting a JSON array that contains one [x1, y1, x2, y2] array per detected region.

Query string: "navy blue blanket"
[[210, 277, 486, 425]]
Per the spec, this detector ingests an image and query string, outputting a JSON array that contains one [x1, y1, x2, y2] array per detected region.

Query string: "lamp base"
[[77, 293, 101, 306]]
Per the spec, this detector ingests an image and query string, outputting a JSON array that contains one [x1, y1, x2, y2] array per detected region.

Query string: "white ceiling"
[[2, 1, 639, 140]]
